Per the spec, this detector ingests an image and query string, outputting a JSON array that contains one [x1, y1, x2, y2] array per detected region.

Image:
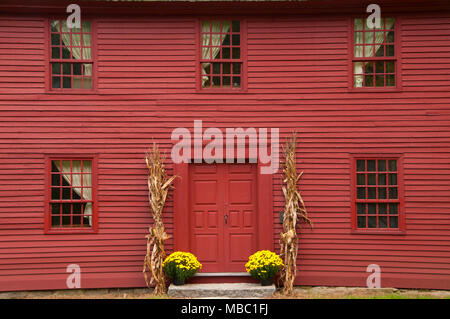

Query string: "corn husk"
[[279, 133, 312, 295], [142, 143, 178, 295]]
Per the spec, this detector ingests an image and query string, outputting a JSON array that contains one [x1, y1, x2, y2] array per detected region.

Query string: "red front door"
[[189, 163, 258, 273]]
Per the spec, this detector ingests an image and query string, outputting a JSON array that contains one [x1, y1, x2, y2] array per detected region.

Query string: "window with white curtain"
[[49, 159, 95, 230], [49, 19, 93, 90], [352, 17, 397, 88], [200, 20, 243, 89]]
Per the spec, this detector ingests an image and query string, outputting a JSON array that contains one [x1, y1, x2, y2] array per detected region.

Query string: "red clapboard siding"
[[0, 4, 450, 292]]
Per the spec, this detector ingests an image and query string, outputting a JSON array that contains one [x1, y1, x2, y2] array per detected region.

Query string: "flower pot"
[[260, 278, 273, 286], [173, 276, 185, 286]]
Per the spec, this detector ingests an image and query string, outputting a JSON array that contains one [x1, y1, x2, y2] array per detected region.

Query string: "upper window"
[[353, 158, 401, 231], [46, 158, 97, 233], [352, 17, 397, 89], [200, 20, 243, 90], [49, 19, 93, 90]]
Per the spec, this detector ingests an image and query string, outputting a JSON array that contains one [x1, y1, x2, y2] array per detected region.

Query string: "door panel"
[[190, 165, 224, 272], [190, 163, 257, 273]]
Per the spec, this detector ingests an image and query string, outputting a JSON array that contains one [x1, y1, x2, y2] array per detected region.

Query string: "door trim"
[[173, 161, 274, 261]]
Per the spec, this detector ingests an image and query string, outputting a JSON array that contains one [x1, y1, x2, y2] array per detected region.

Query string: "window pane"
[[62, 47, 71, 59], [375, 61, 384, 73], [367, 174, 376, 185], [385, 18, 395, 29], [82, 21, 92, 32], [52, 47, 60, 59], [386, 31, 395, 43], [365, 32, 374, 44], [62, 187, 71, 200], [386, 75, 395, 86], [232, 63, 241, 75], [222, 34, 230, 46], [368, 216, 377, 228], [368, 203, 377, 215], [83, 34, 91, 46], [386, 61, 395, 73], [389, 203, 398, 215], [83, 47, 92, 59], [378, 173, 386, 185], [232, 47, 240, 59], [232, 34, 240, 46], [365, 75, 374, 86], [357, 187, 365, 199], [386, 45, 395, 56], [389, 187, 398, 199], [83, 77, 93, 89], [357, 174, 365, 185], [222, 47, 230, 59], [354, 46, 363, 58], [379, 216, 387, 228], [388, 173, 397, 185], [232, 20, 240, 32], [62, 63, 71, 75], [51, 188, 60, 200], [357, 216, 366, 228], [222, 21, 230, 32], [357, 203, 366, 215], [356, 160, 365, 171], [51, 20, 60, 32], [73, 63, 82, 75], [51, 33, 60, 46], [379, 203, 387, 215], [354, 18, 363, 31], [212, 63, 220, 74], [378, 187, 387, 199], [62, 77, 71, 88], [73, 77, 82, 88], [389, 216, 398, 228], [367, 187, 376, 199], [52, 77, 61, 88], [388, 160, 397, 171], [367, 160, 376, 171], [223, 63, 231, 74], [354, 32, 363, 44], [232, 76, 241, 88], [52, 63, 61, 75], [375, 75, 384, 87]]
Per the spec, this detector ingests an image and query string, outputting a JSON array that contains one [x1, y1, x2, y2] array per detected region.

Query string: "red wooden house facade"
[[0, 0, 450, 292]]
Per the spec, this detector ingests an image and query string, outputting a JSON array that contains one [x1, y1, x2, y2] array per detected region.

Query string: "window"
[[200, 20, 243, 90], [353, 158, 402, 231], [352, 17, 397, 89], [45, 157, 97, 233], [49, 19, 93, 90]]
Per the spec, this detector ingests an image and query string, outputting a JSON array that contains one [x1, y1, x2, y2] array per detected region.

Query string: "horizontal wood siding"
[[0, 9, 449, 291]]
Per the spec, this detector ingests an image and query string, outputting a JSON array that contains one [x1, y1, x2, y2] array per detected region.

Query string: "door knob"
[[224, 214, 228, 224]]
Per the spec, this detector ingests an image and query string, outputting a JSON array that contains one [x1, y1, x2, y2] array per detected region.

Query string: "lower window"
[[353, 158, 401, 230], [46, 157, 96, 232]]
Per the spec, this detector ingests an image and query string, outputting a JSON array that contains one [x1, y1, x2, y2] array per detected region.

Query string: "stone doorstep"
[[167, 283, 276, 298]]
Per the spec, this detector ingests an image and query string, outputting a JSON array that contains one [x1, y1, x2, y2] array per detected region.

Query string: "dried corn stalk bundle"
[[143, 143, 177, 295], [280, 133, 312, 295]]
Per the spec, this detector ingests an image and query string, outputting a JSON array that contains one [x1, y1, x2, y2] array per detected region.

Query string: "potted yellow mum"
[[245, 250, 284, 286], [162, 251, 202, 285]]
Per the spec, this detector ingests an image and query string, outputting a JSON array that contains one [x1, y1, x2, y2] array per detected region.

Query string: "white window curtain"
[[354, 18, 395, 86], [58, 160, 92, 226], [201, 21, 230, 86]]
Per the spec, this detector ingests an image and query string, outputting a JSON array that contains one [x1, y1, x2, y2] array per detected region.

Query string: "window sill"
[[348, 87, 402, 93], [196, 88, 247, 94], [46, 89, 98, 95], [45, 228, 97, 235], [351, 229, 406, 235]]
